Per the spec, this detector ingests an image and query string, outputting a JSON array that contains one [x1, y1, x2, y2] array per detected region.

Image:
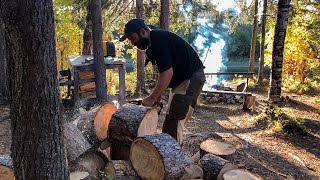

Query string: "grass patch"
[[252, 105, 307, 134]]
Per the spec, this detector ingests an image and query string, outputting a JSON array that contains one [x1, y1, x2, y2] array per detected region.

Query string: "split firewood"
[[0, 154, 14, 180], [130, 133, 190, 180], [108, 103, 158, 160], [200, 154, 231, 180], [69, 149, 108, 179], [63, 121, 91, 163], [77, 103, 116, 147], [223, 169, 263, 180], [103, 160, 139, 180], [200, 139, 236, 160]]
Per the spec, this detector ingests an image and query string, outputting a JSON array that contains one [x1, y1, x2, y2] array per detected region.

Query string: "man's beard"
[[136, 34, 150, 50]]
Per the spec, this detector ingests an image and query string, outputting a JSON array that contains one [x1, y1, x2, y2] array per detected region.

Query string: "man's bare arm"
[[142, 67, 173, 106]]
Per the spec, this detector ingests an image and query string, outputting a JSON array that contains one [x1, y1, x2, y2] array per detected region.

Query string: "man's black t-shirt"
[[146, 29, 204, 88]]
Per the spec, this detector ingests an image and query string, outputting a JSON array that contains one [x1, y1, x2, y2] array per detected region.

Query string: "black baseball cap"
[[119, 18, 146, 42]]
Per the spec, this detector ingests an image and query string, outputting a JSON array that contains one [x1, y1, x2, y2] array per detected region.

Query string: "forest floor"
[[0, 89, 319, 180]]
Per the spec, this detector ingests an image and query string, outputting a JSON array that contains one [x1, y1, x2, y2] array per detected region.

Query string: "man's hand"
[[142, 96, 156, 107]]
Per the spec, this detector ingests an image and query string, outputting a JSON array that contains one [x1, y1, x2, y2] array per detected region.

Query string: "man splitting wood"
[[119, 18, 206, 144]]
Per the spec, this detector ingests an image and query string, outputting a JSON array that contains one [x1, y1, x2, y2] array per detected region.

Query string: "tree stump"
[[130, 133, 189, 180], [200, 154, 230, 180], [108, 103, 158, 160], [0, 154, 14, 180], [223, 169, 262, 180], [200, 139, 236, 160], [63, 122, 91, 162], [103, 160, 139, 180]]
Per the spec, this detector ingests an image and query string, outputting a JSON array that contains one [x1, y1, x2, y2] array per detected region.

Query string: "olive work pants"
[[162, 68, 206, 144]]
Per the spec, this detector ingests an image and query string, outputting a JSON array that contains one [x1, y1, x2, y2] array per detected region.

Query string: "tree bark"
[[248, 0, 258, 78], [107, 103, 158, 160], [0, 17, 9, 100], [257, 0, 268, 86], [91, 0, 107, 101], [63, 122, 91, 163], [130, 133, 189, 180], [136, 0, 146, 96], [2, 0, 69, 179], [82, 2, 93, 55], [160, 0, 170, 30], [268, 0, 291, 103], [200, 154, 230, 180]]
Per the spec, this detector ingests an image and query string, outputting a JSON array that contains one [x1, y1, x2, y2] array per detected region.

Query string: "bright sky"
[[211, 0, 253, 12]]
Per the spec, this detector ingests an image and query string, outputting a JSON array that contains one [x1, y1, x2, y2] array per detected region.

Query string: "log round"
[[108, 103, 158, 143], [130, 133, 189, 180], [0, 154, 14, 180], [200, 139, 236, 160], [69, 171, 90, 180], [200, 154, 230, 180], [63, 122, 91, 163], [108, 103, 158, 160], [94, 103, 117, 140], [223, 169, 262, 180], [216, 163, 238, 180]]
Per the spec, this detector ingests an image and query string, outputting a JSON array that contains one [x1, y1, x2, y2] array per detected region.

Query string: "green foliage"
[[264, 0, 320, 91], [225, 24, 260, 58], [54, 0, 84, 70], [252, 105, 307, 134], [125, 69, 137, 96]]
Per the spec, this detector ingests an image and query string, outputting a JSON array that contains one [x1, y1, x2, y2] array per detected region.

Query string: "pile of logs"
[[1, 101, 263, 180]]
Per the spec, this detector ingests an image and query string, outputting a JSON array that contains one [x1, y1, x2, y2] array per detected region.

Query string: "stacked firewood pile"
[[0, 101, 263, 180]]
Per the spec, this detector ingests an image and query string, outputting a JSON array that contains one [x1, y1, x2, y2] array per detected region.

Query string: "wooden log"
[[108, 103, 158, 160], [180, 164, 203, 180], [63, 122, 91, 162], [70, 171, 90, 180], [78, 103, 116, 147], [216, 163, 238, 180], [200, 139, 236, 160], [223, 169, 262, 180], [69, 149, 108, 179], [94, 102, 117, 140], [130, 133, 190, 180], [200, 154, 230, 180], [0, 154, 14, 180], [103, 160, 140, 180]]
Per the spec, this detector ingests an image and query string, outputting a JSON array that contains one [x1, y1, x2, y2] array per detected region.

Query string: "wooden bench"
[[202, 90, 256, 111]]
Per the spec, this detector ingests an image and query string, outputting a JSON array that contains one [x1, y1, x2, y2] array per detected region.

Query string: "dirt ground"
[[0, 90, 319, 180]]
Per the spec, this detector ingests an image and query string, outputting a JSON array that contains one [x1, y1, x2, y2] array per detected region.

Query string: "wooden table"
[[68, 55, 126, 106]]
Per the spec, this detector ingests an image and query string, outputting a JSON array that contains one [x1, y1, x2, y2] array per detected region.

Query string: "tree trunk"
[[268, 0, 291, 103], [0, 17, 9, 101], [82, 2, 93, 55], [257, 0, 268, 86], [130, 133, 189, 180], [160, 0, 170, 30], [91, 0, 107, 101], [108, 103, 158, 160], [248, 0, 258, 78], [2, 0, 69, 179], [136, 0, 145, 96]]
